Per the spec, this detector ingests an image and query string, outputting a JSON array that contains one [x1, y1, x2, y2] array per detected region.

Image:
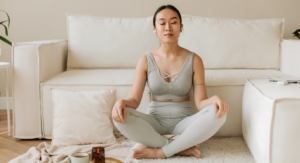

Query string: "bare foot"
[[132, 147, 166, 159], [175, 146, 201, 158]]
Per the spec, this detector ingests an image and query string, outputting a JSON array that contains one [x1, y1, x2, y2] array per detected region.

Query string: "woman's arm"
[[112, 54, 148, 123], [192, 54, 210, 110], [192, 54, 229, 118], [122, 54, 148, 109]]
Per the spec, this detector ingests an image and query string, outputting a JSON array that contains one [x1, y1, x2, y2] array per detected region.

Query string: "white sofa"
[[243, 78, 300, 163], [11, 13, 298, 141]]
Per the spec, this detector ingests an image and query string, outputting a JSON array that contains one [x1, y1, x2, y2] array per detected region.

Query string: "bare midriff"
[[151, 95, 190, 102]]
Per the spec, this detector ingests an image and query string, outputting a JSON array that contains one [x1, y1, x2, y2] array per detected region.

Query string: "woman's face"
[[154, 8, 183, 44]]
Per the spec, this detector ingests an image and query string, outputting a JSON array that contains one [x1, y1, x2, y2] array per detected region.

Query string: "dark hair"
[[153, 5, 182, 27]]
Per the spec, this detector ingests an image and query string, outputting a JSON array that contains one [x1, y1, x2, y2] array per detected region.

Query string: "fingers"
[[216, 104, 222, 118], [112, 105, 128, 123], [112, 109, 119, 123], [123, 107, 127, 118], [213, 103, 218, 113], [216, 101, 224, 118], [112, 108, 121, 123], [117, 108, 124, 123], [216, 102, 229, 118]]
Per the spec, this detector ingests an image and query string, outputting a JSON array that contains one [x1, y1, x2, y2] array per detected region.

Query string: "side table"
[[0, 62, 11, 136], [281, 38, 300, 77], [242, 78, 300, 163]]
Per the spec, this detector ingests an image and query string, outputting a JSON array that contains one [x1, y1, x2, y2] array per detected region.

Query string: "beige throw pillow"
[[50, 88, 118, 147]]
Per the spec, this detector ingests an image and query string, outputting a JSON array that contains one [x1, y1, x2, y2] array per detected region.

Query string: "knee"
[[204, 104, 217, 116], [113, 107, 135, 126], [206, 104, 227, 126], [113, 116, 128, 131]]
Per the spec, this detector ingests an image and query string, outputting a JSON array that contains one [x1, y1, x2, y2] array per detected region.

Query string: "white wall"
[[0, 0, 299, 97]]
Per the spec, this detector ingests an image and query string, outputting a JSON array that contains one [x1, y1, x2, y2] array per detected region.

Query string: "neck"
[[158, 41, 180, 58]]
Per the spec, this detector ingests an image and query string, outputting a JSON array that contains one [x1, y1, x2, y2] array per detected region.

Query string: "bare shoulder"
[[192, 53, 204, 73], [136, 54, 148, 73], [193, 53, 203, 63]]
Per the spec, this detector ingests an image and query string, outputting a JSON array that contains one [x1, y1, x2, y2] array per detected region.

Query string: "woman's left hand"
[[212, 95, 229, 118]]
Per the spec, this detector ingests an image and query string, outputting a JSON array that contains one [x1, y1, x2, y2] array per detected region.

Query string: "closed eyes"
[[160, 22, 177, 25]]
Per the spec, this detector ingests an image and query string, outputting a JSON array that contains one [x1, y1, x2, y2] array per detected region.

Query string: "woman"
[[112, 4, 229, 159]]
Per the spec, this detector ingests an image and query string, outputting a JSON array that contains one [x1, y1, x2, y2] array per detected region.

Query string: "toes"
[[132, 148, 146, 159], [191, 147, 201, 158], [134, 149, 142, 154], [132, 153, 140, 159], [195, 150, 201, 158], [133, 151, 141, 157]]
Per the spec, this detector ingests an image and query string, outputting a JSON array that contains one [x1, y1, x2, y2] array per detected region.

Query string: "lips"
[[164, 34, 173, 36]]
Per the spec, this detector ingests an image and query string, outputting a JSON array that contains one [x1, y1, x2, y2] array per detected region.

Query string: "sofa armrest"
[[12, 39, 68, 138], [280, 39, 300, 77]]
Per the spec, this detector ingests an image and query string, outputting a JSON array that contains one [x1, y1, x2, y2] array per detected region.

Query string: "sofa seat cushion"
[[205, 69, 291, 86], [40, 69, 291, 139], [42, 69, 291, 86]]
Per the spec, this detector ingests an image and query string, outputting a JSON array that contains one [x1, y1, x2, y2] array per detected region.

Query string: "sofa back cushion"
[[66, 13, 159, 69], [179, 15, 284, 69], [66, 13, 284, 69]]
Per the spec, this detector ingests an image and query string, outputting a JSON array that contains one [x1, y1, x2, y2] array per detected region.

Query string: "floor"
[[0, 110, 51, 163]]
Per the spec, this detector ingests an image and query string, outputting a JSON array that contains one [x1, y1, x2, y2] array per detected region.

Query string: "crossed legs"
[[162, 104, 227, 157], [113, 104, 227, 158]]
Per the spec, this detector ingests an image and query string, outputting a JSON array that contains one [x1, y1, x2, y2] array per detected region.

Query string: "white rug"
[[117, 135, 256, 163]]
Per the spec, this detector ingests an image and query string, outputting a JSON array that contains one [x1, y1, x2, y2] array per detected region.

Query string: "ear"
[[181, 24, 183, 32], [153, 27, 156, 31]]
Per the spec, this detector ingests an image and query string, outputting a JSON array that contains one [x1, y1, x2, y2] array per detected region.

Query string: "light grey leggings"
[[113, 100, 227, 158]]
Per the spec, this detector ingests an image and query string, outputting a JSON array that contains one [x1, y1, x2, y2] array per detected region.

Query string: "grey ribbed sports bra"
[[146, 51, 195, 100]]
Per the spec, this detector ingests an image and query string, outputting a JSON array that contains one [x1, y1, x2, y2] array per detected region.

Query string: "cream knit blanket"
[[8, 132, 133, 163]]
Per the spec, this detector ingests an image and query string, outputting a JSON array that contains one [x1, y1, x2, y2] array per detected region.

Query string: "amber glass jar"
[[91, 146, 105, 163]]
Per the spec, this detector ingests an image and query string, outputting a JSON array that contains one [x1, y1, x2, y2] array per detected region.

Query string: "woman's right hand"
[[112, 99, 127, 123]]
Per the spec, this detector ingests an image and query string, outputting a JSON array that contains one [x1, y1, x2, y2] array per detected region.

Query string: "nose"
[[165, 22, 172, 31]]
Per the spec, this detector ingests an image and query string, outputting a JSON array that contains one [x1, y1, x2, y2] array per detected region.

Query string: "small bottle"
[[91, 146, 105, 163]]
